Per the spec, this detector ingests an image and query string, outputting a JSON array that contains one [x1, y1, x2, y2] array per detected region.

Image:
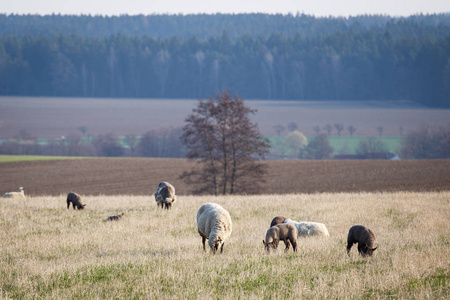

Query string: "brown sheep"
[[347, 225, 378, 257], [66, 192, 86, 210], [106, 213, 124, 221], [270, 216, 287, 227], [263, 223, 298, 253]]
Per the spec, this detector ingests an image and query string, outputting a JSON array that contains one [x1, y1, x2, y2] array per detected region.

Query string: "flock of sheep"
[[150, 181, 378, 257], [1, 183, 378, 257]]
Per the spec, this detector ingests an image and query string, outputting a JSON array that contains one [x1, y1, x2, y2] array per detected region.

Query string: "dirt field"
[[1, 97, 449, 138], [1, 158, 448, 196]]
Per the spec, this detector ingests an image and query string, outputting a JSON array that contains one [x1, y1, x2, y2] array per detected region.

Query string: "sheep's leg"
[[292, 241, 297, 252], [202, 237, 206, 251], [220, 243, 224, 254], [284, 240, 290, 253], [346, 241, 354, 256]]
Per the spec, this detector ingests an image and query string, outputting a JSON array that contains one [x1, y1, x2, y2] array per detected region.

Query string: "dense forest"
[[0, 13, 449, 107]]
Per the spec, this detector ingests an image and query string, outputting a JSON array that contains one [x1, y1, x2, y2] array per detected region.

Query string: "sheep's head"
[[79, 204, 86, 210], [361, 245, 377, 257], [209, 237, 223, 254], [18, 187, 24, 192], [262, 240, 278, 253]]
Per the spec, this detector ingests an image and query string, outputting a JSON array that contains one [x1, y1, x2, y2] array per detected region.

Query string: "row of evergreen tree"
[[2, 13, 449, 40], [0, 14, 449, 106]]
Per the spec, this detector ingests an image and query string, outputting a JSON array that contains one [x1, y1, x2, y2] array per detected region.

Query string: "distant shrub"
[[283, 130, 307, 158], [356, 137, 388, 158], [400, 124, 450, 159], [304, 134, 334, 159]]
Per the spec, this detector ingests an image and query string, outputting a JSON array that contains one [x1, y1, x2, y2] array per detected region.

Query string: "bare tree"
[[273, 124, 285, 136], [334, 123, 344, 136], [356, 136, 388, 158], [347, 125, 356, 137], [181, 90, 270, 195], [92, 133, 124, 157], [377, 126, 384, 137], [78, 126, 88, 137], [323, 124, 333, 136], [313, 125, 321, 136], [124, 134, 139, 156], [304, 134, 334, 159], [287, 122, 298, 132], [400, 124, 450, 159]]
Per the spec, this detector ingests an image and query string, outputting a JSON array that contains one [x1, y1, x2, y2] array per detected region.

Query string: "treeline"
[[0, 14, 450, 106], [0, 128, 185, 158], [1, 13, 450, 40], [2, 123, 449, 160]]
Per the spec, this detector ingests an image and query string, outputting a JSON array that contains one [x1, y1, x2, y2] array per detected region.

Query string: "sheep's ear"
[[83, 204, 87, 207], [372, 247, 378, 251], [262, 240, 266, 245]]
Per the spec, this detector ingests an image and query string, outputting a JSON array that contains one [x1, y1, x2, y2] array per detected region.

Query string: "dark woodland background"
[[1, 13, 449, 107]]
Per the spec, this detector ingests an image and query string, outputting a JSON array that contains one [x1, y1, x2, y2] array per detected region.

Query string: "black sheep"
[[347, 225, 377, 257], [66, 192, 86, 210]]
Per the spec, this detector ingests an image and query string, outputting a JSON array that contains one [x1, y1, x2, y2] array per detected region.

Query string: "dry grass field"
[[1, 97, 449, 138], [1, 192, 449, 299]]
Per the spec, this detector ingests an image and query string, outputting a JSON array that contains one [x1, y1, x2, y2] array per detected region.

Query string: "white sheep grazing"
[[283, 219, 330, 237], [197, 203, 232, 254], [2, 187, 25, 198]]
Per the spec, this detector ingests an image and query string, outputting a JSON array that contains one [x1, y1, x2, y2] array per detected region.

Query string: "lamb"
[[106, 213, 124, 221], [66, 192, 86, 210], [283, 219, 330, 237], [197, 203, 232, 254], [153, 181, 177, 209], [2, 187, 25, 198], [263, 223, 298, 253], [270, 216, 287, 227], [347, 225, 377, 257]]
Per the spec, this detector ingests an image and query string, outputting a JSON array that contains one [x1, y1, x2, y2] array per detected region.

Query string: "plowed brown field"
[[1, 158, 449, 196]]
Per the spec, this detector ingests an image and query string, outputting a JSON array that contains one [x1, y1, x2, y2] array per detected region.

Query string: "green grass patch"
[[267, 135, 403, 156], [327, 136, 403, 155], [0, 155, 93, 164]]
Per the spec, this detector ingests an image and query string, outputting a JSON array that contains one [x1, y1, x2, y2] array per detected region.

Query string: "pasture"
[[0, 97, 449, 138], [0, 192, 448, 299]]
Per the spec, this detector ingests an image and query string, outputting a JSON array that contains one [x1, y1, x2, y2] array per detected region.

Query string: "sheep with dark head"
[[270, 216, 287, 227], [347, 225, 377, 257], [153, 181, 177, 209], [263, 223, 298, 253], [197, 203, 232, 254], [106, 213, 124, 221], [66, 192, 86, 210]]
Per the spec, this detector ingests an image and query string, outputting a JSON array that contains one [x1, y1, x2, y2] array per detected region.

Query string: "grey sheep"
[[153, 181, 177, 209], [66, 192, 86, 210], [197, 203, 232, 254], [270, 216, 287, 227], [106, 213, 124, 221], [347, 225, 378, 257], [263, 223, 298, 253]]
